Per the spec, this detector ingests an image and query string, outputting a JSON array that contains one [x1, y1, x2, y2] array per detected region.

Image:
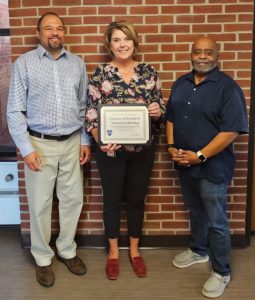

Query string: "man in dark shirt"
[[166, 36, 248, 298]]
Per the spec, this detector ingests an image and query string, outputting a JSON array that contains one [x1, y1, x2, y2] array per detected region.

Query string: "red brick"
[[224, 23, 253, 32], [146, 0, 174, 4], [69, 7, 97, 15], [8, 0, 21, 8], [81, 16, 112, 24], [9, 18, 22, 26], [69, 26, 97, 34], [53, 0, 81, 5], [135, 25, 158, 34], [161, 25, 190, 33], [145, 34, 173, 43], [98, 6, 127, 15], [162, 221, 189, 229], [178, 0, 205, 3], [144, 53, 173, 62], [22, 0, 50, 6], [145, 204, 160, 212], [225, 4, 253, 13], [239, 33, 253, 41], [193, 5, 222, 14], [208, 14, 236, 23], [130, 6, 158, 15], [143, 221, 161, 228], [224, 43, 252, 51], [222, 61, 251, 70], [83, 0, 111, 4], [192, 24, 222, 32], [238, 14, 253, 22], [114, 0, 142, 4], [10, 8, 37, 18], [147, 213, 174, 220], [177, 15, 205, 23], [161, 5, 190, 14], [38, 7, 67, 16], [161, 44, 189, 52]]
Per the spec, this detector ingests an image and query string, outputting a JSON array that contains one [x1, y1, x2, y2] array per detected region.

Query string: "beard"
[[192, 60, 218, 75], [48, 37, 63, 52]]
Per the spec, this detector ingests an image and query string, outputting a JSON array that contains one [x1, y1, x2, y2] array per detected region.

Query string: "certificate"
[[98, 104, 151, 145]]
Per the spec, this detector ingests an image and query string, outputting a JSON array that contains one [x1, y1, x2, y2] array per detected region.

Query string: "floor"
[[0, 227, 254, 300]]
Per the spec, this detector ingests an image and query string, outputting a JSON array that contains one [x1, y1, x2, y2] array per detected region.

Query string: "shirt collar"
[[187, 67, 220, 83], [37, 44, 68, 60]]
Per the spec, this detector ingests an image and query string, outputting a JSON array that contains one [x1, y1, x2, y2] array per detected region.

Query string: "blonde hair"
[[104, 20, 139, 59]]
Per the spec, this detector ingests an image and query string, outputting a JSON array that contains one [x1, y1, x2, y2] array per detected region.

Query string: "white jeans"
[[25, 132, 83, 266]]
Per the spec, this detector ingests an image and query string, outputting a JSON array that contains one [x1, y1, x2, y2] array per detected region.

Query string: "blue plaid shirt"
[[7, 44, 91, 157]]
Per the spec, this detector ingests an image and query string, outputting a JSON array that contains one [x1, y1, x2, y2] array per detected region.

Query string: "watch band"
[[196, 150, 207, 163]]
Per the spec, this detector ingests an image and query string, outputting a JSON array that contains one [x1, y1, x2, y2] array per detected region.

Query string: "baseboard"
[[20, 233, 248, 249]]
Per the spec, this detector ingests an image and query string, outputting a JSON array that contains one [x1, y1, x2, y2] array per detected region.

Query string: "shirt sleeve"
[[151, 68, 166, 116], [7, 59, 35, 157], [219, 82, 249, 134], [78, 60, 91, 145], [85, 66, 103, 132]]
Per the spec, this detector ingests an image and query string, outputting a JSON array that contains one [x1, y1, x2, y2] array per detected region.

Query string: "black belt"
[[28, 128, 77, 141]]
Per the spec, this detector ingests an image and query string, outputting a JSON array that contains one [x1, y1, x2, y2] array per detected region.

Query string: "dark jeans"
[[95, 142, 155, 239], [178, 171, 231, 276]]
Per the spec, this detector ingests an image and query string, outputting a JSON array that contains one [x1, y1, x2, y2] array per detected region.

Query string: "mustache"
[[194, 59, 210, 63]]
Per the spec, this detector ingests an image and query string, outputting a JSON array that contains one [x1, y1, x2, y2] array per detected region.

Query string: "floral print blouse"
[[86, 63, 165, 152]]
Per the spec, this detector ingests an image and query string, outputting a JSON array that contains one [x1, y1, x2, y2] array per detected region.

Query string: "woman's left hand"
[[148, 102, 161, 119]]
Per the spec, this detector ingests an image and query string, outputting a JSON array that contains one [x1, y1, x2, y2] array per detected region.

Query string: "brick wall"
[[8, 0, 253, 246]]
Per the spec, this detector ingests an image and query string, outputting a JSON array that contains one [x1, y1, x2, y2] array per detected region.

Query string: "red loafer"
[[105, 258, 119, 280], [129, 254, 147, 277]]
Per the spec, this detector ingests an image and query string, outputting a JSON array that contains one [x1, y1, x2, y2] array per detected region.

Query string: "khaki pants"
[[25, 132, 83, 266]]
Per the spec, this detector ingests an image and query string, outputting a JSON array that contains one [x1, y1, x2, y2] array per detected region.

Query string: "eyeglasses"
[[192, 49, 214, 56]]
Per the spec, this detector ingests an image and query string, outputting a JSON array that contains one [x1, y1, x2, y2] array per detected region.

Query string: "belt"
[[28, 128, 77, 141]]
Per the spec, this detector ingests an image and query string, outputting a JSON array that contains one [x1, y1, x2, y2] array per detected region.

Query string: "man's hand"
[[172, 149, 200, 167], [167, 147, 180, 159], [24, 151, 42, 171], [80, 145, 91, 165]]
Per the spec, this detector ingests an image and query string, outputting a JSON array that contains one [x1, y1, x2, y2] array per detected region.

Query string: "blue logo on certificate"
[[107, 130, 112, 136]]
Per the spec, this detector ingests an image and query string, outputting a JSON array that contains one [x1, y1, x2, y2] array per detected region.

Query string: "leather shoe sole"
[[57, 254, 87, 275], [36, 265, 55, 287]]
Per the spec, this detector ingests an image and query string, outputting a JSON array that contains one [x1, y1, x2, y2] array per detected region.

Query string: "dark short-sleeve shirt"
[[166, 67, 248, 183]]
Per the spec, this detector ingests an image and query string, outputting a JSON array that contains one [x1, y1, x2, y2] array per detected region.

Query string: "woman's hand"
[[148, 102, 161, 119], [100, 143, 121, 152]]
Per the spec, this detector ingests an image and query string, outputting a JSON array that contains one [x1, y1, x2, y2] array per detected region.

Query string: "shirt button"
[[193, 88, 196, 91], [188, 102, 191, 105], [184, 116, 187, 119]]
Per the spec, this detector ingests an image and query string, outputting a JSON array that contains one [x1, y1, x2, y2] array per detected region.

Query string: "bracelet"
[[167, 143, 175, 148]]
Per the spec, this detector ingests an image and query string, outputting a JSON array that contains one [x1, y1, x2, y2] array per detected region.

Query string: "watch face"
[[199, 154, 206, 162]]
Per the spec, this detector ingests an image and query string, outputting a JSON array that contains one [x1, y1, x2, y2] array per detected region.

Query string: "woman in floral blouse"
[[86, 21, 165, 280]]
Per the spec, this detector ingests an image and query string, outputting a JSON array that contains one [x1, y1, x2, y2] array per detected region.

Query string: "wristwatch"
[[196, 150, 207, 163]]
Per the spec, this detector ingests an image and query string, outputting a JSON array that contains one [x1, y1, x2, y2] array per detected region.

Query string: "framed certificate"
[[98, 103, 151, 145]]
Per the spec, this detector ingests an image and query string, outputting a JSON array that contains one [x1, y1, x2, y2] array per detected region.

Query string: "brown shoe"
[[129, 254, 147, 277], [105, 258, 119, 280], [57, 254, 87, 275], [36, 265, 55, 287]]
